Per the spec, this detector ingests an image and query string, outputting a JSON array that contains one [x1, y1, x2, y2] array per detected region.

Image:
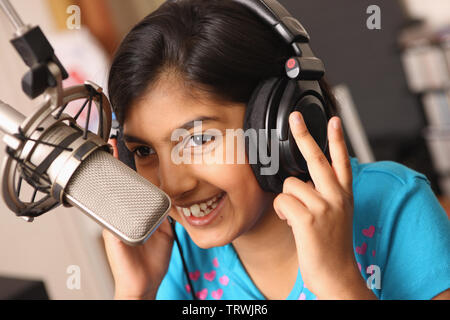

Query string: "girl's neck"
[[232, 194, 298, 274]]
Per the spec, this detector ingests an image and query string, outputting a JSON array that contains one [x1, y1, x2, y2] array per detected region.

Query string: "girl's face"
[[122, 78, 275, 248]]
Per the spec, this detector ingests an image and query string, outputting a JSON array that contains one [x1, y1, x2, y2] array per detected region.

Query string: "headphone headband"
[[232, 0, 324, 80], [231, 0, 310, 44]]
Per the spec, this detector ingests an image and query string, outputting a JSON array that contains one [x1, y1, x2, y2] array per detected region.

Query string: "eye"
[[185, 134, 215, 148], [131, 146, 155, 158]]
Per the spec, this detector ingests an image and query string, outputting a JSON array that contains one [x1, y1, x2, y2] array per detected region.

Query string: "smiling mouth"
[[175, 191, 226, 218]]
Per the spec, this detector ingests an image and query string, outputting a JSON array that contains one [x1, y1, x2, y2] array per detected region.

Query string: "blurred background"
[[0, 0, 449, 299]]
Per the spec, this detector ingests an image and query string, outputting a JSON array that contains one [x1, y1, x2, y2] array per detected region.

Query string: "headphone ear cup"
[[281, 94, 328, 179], [117, 127, 137, 171], [244, 77, 286, 193]]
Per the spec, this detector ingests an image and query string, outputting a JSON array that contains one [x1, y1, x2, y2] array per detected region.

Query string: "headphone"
[[115, 0, 331, 194]]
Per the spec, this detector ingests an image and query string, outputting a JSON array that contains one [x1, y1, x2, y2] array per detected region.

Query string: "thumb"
[[273, 193, 311, 227]]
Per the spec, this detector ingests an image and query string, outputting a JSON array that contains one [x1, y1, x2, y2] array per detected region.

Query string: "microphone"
[[0, 83, 171, 245], [0, 83, 171, 246], [0, 0, 171, 245]]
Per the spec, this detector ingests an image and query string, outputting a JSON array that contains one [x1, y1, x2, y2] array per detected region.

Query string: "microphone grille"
[[65, 150, 171, 244]]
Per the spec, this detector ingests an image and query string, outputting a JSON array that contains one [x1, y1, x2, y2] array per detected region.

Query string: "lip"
[[181, 192, 227, 227]]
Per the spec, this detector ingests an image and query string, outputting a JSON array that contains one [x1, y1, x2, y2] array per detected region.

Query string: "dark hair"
[[108, 0, 338, 126]]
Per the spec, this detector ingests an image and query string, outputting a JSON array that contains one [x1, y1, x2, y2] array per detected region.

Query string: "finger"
[[152, 217, 174, 243], [108, 138, 119, 159], [283, 177, 328, 214], [289, 112, 340, 196], [328, 117, 353, 195], [273, 193, 313, 228], [102, 228, 124, 245], [102, 229, 135, 281]]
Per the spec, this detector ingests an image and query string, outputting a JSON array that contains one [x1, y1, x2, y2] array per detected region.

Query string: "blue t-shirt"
[[156, 157, 450, 300]]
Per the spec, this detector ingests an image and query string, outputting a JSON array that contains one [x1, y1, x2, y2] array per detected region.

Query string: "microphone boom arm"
[[0, 0, 69, 99], [0, 0, 26, 34]]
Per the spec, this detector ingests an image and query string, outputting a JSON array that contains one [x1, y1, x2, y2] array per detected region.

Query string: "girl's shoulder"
[[349, 157, 450, 299], [350, 156, 429, 188], [349, 156, 435, 218]]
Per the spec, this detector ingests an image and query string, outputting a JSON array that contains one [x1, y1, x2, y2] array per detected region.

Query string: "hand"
[[103, 138, 174, 300], [273, 112, 376, 300]]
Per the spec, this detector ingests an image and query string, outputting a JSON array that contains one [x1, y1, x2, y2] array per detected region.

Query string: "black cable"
[[167, 216, 197, 300]]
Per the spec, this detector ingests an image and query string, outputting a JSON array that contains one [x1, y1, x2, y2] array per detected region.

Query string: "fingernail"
[[290, 112, 302, 126], [332, 117, 341, 130]]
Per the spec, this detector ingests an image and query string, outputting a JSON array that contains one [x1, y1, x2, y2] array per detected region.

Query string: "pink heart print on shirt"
[[185, 284, 191, 293], [211, 288, 223, 300], [212, 257, 219, 268], [356, 242, 367, 255], [189, 270, 200, 281], [196, 288, 208, 300], [362, 225, 375, 238], [204, 270, 216, 281], [298, 293, 306, 300], [219, 275, 229, 286]]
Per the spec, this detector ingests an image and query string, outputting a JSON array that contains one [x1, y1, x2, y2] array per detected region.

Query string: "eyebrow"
[[123, 115, 221, 145]]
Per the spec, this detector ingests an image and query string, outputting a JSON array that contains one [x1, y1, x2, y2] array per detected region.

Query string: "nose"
[[157, 152, 197, 200]]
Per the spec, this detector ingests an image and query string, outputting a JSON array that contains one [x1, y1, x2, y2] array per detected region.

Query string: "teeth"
[[176, 192, 225, 218], [190, 204, 201, 217], [182, 208, 191, 217]]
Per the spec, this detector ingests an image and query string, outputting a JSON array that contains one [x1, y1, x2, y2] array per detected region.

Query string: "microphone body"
[[65, 149, 171, 245]]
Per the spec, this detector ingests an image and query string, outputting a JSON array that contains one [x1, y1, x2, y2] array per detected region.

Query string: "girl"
[[103, 0, 450, 300]]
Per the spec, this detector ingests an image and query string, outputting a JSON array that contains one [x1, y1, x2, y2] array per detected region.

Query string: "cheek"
[[192, 159, 257, 192], [135, 162, 161, 186], [194, 162, 267, 218]]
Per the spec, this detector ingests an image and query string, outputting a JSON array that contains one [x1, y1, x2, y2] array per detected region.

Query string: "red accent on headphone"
[[287, 58, 296, 69]]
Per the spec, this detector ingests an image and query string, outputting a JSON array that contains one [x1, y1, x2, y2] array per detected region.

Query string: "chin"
[[187, 228, 236, 249]]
